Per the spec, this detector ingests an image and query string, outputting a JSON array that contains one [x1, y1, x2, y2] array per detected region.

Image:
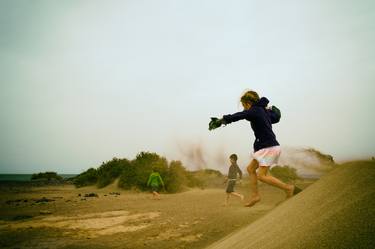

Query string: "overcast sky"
[[1, 0, 374, 173]]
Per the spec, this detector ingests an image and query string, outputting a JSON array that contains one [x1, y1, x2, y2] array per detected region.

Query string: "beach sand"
[[0, 178, 302, 249], [3, 161, 373, 249]]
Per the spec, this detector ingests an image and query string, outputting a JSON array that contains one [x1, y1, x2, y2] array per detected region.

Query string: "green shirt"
[[147, 172, 164, 187]]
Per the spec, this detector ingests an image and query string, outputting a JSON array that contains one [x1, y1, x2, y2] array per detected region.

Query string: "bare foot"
[[244, 196, 260, 207], [240, 194, 245, 202], [285, 185, 294, 198]]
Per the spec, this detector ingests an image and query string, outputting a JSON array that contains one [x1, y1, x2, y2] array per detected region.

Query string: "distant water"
[[0, 174, 77, 182]]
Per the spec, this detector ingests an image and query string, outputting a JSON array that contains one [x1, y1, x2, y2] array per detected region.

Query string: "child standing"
[[224, 154, 244, 206], [209, 90, 300, 207]]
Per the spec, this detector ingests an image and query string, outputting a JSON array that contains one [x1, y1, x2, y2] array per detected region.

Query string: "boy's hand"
[[209, 117, 224, 130], [223, 177, 228, 184]]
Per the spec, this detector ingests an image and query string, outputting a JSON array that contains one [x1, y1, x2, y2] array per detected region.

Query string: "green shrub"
[[31, 172, 62, 181], [270, 165, 299, 183], [186, 171, 205, 189], [73, 168, 98, 187], [73, 151, 223, 193], [127, 152, 169, 191], [96, 158, 131, 188], [185, 169, 223, 189], [203, 169, 223, 177], [118, 164, 138, 190], [96, 172, 112, 188], [164, 160, 187, 193]]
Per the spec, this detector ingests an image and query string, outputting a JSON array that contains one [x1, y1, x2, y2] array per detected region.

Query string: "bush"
[[118, 152, 169, 191], [73, 168, 98, 187], [270, 165, 299, 183], [31, 172, 62, 181], [164, 160, 187, 193], [185, 169, 223, 189], [203, 169, 223, 177], [73, 151, 224, 193], [96, 158, 131, 188], [118, 163, 138, 190]]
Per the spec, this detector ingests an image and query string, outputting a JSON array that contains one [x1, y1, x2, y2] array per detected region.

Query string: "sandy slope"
[[206, 161, 375, 249]]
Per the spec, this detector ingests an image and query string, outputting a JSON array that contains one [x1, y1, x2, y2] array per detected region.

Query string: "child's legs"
[[230, 192, 244, 200], [247, 159, 260, 197], [223, 193, 230, 206], [151, 185, 161, 198], [153, 191, 161, 200], [257, 166, 291, 191]]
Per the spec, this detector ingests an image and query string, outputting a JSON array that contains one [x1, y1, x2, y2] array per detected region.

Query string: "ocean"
[[0, 174, 77, 181]]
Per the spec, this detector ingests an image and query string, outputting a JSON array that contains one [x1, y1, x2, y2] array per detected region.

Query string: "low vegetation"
[[72, 152, 223, 193], [31, 172, 63, 181]]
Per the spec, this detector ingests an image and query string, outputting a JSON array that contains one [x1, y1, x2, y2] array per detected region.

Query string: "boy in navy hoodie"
[[209, 90, 300, 207]]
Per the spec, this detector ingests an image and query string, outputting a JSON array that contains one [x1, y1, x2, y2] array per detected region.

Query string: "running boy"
[[209, 90, 301, 207], [224, 154, 244, 206]]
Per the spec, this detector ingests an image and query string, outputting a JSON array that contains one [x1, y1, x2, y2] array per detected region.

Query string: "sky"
[[1, 0, 374, 174]]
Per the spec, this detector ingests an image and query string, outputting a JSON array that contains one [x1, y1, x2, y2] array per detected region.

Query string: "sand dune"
[[206, 161, 375, 249]]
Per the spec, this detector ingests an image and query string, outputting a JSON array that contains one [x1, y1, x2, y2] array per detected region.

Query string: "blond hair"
[[240, 90, 259, 105]]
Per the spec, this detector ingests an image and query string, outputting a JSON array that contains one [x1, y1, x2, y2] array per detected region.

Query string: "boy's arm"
[[237, 166, 243, 179], [158, 175, 165, 187], [147, 174, 152, 186], [223, 176, 228, 183]]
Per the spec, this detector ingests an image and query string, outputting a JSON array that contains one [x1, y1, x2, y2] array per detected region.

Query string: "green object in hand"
[[209, 117, 223, 130], [271, 105, 281, 119]]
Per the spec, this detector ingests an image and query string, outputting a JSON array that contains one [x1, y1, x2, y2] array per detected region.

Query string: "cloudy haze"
[[1, 0, 374, 173]]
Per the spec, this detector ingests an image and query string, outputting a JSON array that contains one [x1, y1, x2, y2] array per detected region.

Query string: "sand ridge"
[[206, 161, 375, 249]]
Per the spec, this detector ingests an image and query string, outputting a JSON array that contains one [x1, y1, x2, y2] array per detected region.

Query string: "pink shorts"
[[253, 145, 281, 167]]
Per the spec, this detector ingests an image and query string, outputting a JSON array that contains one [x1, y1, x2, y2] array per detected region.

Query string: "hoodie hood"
[[254, 97, 269, 107]]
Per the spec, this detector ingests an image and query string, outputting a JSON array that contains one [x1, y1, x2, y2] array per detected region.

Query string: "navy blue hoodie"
[[222, 97, 280, 152]]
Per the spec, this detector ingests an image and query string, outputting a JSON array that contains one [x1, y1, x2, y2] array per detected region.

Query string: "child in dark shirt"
[[224, 154, 244, 206], [210, 90, 300, 207]]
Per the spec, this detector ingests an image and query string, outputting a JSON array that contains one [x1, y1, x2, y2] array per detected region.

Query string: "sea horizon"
[[0, 174, 78, 181]]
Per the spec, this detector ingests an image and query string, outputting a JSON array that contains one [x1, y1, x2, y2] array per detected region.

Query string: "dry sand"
[[0, 178, 300, 249], [206, 161, 375, 249], [2, 161, 372, 249]]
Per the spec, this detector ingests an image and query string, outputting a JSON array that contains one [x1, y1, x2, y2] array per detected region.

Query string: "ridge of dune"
[[206, 161, 375, 249]]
